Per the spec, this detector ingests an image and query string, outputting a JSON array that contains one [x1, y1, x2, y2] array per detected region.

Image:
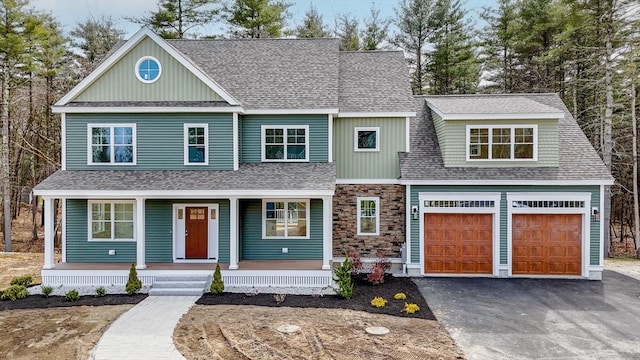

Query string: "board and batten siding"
[[333, 117, 405, 179], [438, 118, 559, 167], [409, 185, 601, 266], [74, 37, 223, 102], [240, 199, 323, 260], [66, 113, 233, 170], [240, 115, 328, 163]]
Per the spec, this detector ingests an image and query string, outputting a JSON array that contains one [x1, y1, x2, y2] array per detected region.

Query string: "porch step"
[[149, 275, 210, 296]]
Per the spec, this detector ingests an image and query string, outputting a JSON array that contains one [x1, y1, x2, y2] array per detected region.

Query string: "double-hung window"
[[263, 199, 309, 238], [261, 125, 309, 161], [467, 125, 537, 161], [89, 201, 135, 241], [88, 124, 136, 164], [357, 197, 380, 235], [184, 124, 209, 165]]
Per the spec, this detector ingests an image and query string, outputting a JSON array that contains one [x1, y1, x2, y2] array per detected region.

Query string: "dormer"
[[425, 95, 565, 168]]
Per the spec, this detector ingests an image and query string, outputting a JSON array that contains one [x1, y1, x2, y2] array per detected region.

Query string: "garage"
[[512, 214, 582, 275], [424, 213, 493, 274]]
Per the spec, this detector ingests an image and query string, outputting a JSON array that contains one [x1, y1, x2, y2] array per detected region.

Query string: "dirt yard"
[[175, 305, 464, 360], [0, 305, 133, 360], [0, 252, 60, 289]]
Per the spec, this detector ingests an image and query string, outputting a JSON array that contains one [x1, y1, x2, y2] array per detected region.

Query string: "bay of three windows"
[[468, 125, 537, 161]]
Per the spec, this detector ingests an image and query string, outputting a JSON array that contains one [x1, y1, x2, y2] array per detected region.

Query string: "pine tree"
[[70, 16, 124, 76], [126, 263, 142, 295], [361, 5, 389, 50], [295, 4, 328, 38], [129, 0, 220, 39], [336, 14, 360, 51], [479, 0, 518, 92], [223, 0, 291, 38], [209, 263, 224, 294]]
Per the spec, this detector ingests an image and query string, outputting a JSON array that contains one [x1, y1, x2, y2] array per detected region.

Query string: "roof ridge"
[[423, 93, 559, 98], [167, 37, 339, 42]]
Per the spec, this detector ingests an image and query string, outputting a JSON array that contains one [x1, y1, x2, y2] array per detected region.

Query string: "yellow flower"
[[403, 303, 420, 314], [371, 296, 388, 308], [393, 292, 407, 300]]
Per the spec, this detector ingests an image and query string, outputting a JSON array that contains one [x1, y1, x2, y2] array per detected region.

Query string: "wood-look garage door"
[[512, 214, 582, 275], [424, 213, 493, 274]]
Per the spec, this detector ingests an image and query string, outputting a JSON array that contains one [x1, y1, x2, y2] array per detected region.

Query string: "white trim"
[[356, 197, 380, 236], [229, 197, 239, 269], [244, 108, 339, 115], [87, 200, 137, 242], [354, 127, 380, 152], [183, 123, 209, 166], [232, 113, 239, 170], [418, 192, 502, 277], [426, 102, 564, 120], [87, 123, 137, 165], [34, 189, 336, 198], [172, 203, 219, 261], [61, 198, 66, 263], [262, 199, 311, 239], [336, 178, 400, 185], [135, 197, 146, 269], [506, 192, 591, 278], [466, 124, 538, 161], [328, 114, 333, 163], [338, 112, 416, 118], [260, 125, 310, 162], [405, 116, 411, 153], [322, 195, 333, 270], [43, 197, 55, 269], [400, 179, 615, 186], [599, 184, 605, 268], [53, 106, 245, 114], [61, 113, 66, 170], [405, 185, 411, 265], [134, 56, 162, 84], [56, 27, 240, 106]]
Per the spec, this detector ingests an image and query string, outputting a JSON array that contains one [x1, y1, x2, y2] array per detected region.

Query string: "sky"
[[30, 0, 496, 38]]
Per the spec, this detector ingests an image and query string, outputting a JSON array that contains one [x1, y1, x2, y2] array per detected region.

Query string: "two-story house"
[[34, 28, 613, 293]]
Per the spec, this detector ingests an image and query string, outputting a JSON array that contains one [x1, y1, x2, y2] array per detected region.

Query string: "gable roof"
[[399, 93, 613, 184], [426, 95, 564, 120]]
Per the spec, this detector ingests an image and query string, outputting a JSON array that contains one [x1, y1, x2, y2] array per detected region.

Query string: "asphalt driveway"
[[414, 271, 640, 359]]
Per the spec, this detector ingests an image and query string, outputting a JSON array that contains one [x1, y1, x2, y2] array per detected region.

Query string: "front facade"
[[34, 28, 613, 291]]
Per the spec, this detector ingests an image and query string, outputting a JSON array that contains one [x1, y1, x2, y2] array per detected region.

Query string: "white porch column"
[[322, 195, 333, 270], [135, 197, 146, 270], [43, 197, 55, 269], [229, 197, 239, 269]]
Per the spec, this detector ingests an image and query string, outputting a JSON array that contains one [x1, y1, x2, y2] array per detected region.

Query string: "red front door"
[[186, 207, 208, 259]]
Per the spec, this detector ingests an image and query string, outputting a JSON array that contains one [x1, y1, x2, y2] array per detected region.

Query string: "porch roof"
[[34, 163, 336, 196]]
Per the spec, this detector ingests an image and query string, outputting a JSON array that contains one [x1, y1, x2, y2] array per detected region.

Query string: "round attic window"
[[135, 56, 162, 83]]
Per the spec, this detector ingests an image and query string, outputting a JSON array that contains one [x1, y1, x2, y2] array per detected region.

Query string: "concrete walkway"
[[90, 296, 199, 360]]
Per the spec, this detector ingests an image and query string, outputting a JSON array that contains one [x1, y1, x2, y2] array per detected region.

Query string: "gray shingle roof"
[[399, 94, 613, 182], [34, 163, 335, 192], [338, 51, 414, 113], [426, 95, 561, 115]]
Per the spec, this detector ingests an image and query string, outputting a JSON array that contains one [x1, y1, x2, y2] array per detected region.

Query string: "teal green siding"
[[66, 113, 233, 170], [74, 37, 223, 102], [240, 115, 328, 163], [66, 199, 136, 262], [240, 199, 323, 260], [145, 200, 173, 262], [333, 117, 405, 179], [409, 185, 600, 266]]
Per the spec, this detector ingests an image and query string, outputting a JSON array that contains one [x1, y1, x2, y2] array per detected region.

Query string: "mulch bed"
[[198, 275, 436, 320], [0, 294, 148, 311]]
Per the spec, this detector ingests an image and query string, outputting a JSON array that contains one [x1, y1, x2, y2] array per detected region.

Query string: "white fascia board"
[[336, 178, 400, 184], [400, 179, 615, 186], [33, 189, 335, 198], [53, 106, 245, 114], [243, 108, 339, 115], [337, 112, 416, 118], [56, 27, 240, 106]]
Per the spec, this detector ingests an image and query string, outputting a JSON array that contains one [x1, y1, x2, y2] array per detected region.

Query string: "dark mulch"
[[0, 294, 148, 311], [198, 275, 435, 320]]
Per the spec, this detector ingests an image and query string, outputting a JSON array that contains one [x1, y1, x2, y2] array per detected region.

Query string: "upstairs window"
[[354, 127, 380, 152], [261, 125, 309, 161], [135, 56, 162, 83], [88, 124, 136, 165], [184, 124, 209, 165], [467, 125, 537, 161]]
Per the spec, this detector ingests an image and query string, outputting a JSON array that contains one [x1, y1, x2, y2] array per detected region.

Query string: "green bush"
[[125, 263, 142, 295], [95, 286, 107, 297], [42, 286, 53, 297], [64, 289, 80, 302], [1, 285, 28, 301], [10, 275, 33, 287], [333, 257, 354, 299], [209, 263, 225, 294]]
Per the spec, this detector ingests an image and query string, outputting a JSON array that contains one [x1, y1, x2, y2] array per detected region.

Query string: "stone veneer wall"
[[333, 184, 405, 258]]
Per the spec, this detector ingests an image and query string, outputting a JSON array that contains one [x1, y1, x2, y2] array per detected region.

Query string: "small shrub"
[[366, 265, 385, 285], [394, 292, 407, 300], [403, 303, 420, 314], [347, 251, 363, 274], [95, 286, 107, 297], [10, 275, 33, 287], [65, 289, 80, 302], [42, 286, 53, 297], [209, 263, 225, 294], [125, 263, 142, 295], [371, 296, 387, 308], [1, 285, 28, 301], [273, 294, 286, 304], [333, 257, 354, 299]]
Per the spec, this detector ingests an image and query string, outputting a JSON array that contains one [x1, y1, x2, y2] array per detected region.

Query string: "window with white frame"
[[89, 201, 134, 241], [263, 200, 309, 238], [357, 197, 379, 235], [262, 126, 309, 161], [89, 124, 136, 164], [354, 127, 379, 151], [467, 125, 537, 161], [184, 124, 209, 165]]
